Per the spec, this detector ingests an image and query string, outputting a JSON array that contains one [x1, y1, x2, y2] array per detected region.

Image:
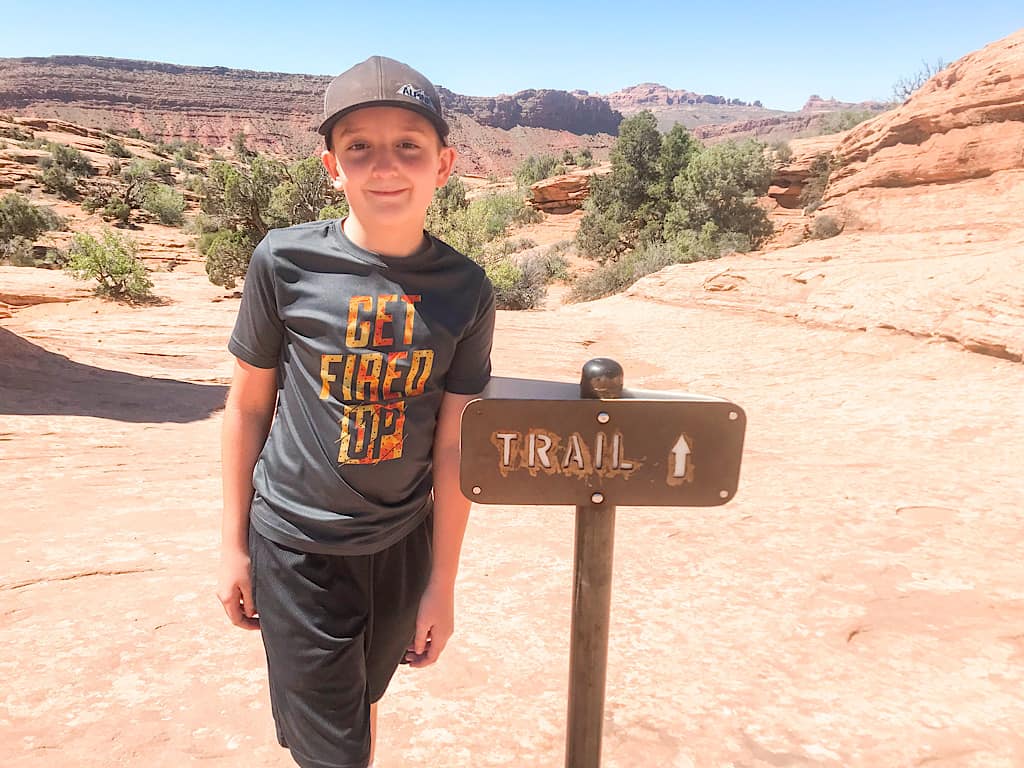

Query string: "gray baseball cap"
[[318, 56, 450, 143]]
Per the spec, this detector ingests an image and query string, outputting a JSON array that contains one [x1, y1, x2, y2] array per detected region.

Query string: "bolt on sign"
[[460, 378, 746, 507]]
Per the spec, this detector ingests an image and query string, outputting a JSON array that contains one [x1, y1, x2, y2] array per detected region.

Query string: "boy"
[[216, 56, 495, 768]]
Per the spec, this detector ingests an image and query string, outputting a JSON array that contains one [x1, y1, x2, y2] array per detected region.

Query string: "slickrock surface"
[[1, 263, 1021, 767]]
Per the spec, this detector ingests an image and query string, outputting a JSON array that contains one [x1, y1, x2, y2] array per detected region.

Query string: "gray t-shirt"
[[229, 219, 495, 555]]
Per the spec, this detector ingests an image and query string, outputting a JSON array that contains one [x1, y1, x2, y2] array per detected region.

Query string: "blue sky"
[[0, 1, 1020, 110]]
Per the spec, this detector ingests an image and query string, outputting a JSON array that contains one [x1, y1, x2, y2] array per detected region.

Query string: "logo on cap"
[[398, 84, 436, 113]]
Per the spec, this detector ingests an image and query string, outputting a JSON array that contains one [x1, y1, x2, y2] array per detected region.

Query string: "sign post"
[[460, 358, 746, 768], [565, 358, 622, 768]]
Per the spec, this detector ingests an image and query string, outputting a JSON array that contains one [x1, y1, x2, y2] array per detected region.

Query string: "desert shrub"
[[515, 155, 563, 188], [205, 230, 255, 289], [201, 155, 285, 238], [665, 139, 773, 247], [425, 176, 468, 229], [45, 143, 95, 177], [485, 257, 546, 310], [37, 143, 93, 199], [64, 229, 153, 300], [524, 245, 570, 282], [429, 191, 541, 258], [107, 158, 123, 177], [267, 157, 334, 226], [577, 147, 594, 169], [0, 193, 63, 242], [770, 141, 793, 163], [102, 199, 131, 225], [143, 183, 186, 225], [104, 138, 132, 158], [186, 212, 224, 235], [819, 110, 875, 135], [81, 194, 108, 213], [39, 165, 78, 198], [482, 236, 537, 259], [0, 236, 36, 266], [800, 153, 832, 213], [0, 124, 32, 142], [317, 201, 350, 220], [568, 241, 685, 302], [810, 215, 842, 239], [124, 128, 145, 140], [893, 58, 946, 103]]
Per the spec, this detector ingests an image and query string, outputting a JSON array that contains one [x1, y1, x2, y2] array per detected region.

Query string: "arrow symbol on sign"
[[670, 434, 690, 479]]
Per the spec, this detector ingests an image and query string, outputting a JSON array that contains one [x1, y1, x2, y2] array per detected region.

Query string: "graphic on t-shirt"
[[318, 294, 434, 464]]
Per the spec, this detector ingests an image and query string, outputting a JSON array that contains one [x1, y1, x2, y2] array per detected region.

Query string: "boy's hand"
[[217, 549, 260, 630], [407, 581, 454, 667]]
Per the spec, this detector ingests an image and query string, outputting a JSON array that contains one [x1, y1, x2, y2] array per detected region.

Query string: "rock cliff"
[[0, 55, 621, 160]]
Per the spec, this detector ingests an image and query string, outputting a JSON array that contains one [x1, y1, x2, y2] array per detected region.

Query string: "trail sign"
[[460, 379, 745, 507], [459, 361, 747, 768]]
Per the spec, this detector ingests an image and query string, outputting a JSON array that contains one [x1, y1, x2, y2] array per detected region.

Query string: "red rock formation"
[[825, 29, 1024, 202], [0, 56, 620, 162], [526, 166, 612, 213]]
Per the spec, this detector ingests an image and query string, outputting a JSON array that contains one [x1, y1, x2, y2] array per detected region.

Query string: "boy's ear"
[[435, 145, 458, 188], [321, 149, 345, 190]]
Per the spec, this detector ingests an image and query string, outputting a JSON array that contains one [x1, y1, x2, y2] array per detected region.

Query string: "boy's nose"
[[370, 148, 400, 176]]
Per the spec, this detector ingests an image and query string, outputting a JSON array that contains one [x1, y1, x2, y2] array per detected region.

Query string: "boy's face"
[[321, 106, 456, 231]]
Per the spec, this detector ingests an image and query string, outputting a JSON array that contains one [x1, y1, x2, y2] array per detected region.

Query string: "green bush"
[[45, 143, 95, 177], [481, 236, 537, 259], [124, 128, 145, 140], [577, 148, 594, 169], [144, 183, 186, 225], [205, 230, 255, 289], [0, 193, 63, 242], [0, 236, 36, 266], [104, 138, 132, 158], [39, 165, 79, 198], [770, 141, 793, 163], [568, 242, 685, 302], [810, 215, 842, 239], [818, 110, 875, 135], [102, 199, 131, 225], [64, 229, 153, 300], [524, 244, 570, 282], [429, 191, 541, 258], [514, 155, 563, 188], [485, 257, 547, 310], [317, 201, 350, 220], [800, 153, 832, 213]]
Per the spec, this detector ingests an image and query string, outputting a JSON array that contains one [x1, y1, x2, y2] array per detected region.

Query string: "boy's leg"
[[250, 523, 374, 768], [368, 702, 377, 766]]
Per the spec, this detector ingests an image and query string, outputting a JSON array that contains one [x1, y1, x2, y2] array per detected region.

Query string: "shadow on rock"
[[0, 327, 227, 422]]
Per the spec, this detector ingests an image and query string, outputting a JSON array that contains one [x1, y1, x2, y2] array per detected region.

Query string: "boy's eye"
[[346, 142, 368, 151], [398, 141, 420, 150]]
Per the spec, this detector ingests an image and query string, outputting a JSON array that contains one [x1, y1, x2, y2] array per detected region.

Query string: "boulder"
[[527, 166, 610, 213]]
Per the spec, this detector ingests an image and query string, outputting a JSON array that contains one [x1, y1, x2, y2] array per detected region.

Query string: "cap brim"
[[318, 100, 450, 140]]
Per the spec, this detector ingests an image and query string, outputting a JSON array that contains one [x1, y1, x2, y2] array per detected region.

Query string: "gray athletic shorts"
[[249, 514, 432, 768]]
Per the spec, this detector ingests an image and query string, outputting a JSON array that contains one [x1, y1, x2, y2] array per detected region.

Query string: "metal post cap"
[[580, 358, 624, 399]]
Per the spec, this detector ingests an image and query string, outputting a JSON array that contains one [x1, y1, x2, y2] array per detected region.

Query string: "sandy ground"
[[1, 251, 1022, 768]]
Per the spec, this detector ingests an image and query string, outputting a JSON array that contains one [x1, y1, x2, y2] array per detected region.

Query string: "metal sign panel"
[[460, 397, 746, 506]]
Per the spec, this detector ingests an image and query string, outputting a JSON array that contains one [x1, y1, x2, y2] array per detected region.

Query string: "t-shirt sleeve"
[[227, 234, 284, 369], [445, 275, 495, 395]]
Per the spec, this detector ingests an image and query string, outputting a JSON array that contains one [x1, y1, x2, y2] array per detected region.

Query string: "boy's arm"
[[216, 358, 278, 630], [408, 390, 476, 667]]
